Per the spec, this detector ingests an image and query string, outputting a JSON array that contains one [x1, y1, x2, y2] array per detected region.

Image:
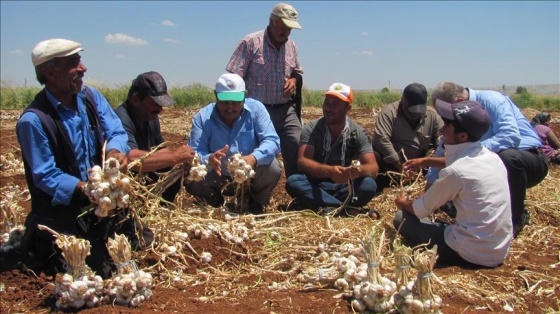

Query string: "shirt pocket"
[[237, 131, 256, 155]]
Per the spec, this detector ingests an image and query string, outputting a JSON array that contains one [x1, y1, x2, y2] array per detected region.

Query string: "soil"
[[1, 107, 559, 314]]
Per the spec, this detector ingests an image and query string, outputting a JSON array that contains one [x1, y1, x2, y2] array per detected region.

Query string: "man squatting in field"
[[16, 38, 149, 278], [395, 100, 513, 268]]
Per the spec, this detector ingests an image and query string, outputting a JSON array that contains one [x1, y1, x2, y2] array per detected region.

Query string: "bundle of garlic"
[[392, 236, 413, 289], [106, 234, 154, 307], [393, 246, 443, 314], [49, 231, 103, 309], [54, 272, 104, 309], [0, 152, 25, 176], [186, 154, 208, 182], [350, 225, 397, 313], [84, 157, 131, 218], [226, 153, 255, 184]]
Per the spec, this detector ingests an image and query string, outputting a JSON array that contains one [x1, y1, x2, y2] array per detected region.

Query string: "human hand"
[[242, 154, 257, 168], [283, 78, 296, 97], [402, 158, 426, 172], [395, 193, 410, 210], [175, 144, 196, 165], [106, 149, 128, 172], [209, 145, 229, 176], [330, 166, 350, 183]]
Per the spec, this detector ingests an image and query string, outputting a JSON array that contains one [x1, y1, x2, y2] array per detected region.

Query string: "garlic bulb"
[[226, 153, 255, 184], [84, 157, 131, 218], [187, 155, 208, 182]]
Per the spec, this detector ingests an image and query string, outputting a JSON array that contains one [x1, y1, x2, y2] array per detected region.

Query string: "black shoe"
[[513, 208, 531, 238], [284, 199, 307, 211], [344, 206, 381, 219]]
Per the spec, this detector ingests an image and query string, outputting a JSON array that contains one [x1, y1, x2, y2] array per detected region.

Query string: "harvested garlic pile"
[[349, 226, 397, 313], [187, 154, 208, 182], [52, 234, 102, 309], [84, 157, 131, 218], [226, 153, 255, 184], [393, 246, 443, 314], [106, 234, 154, 307], [54, 273, 104, 309], [0, 152, 25, 176]]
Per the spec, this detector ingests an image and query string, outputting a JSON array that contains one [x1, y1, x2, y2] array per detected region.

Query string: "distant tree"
[[502, 84, 506, 93], [516, 86, 528, 94], [381, 87, 390, 93]]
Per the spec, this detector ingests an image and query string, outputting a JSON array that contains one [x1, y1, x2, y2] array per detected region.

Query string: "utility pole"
[[388, 80, 391, 90]]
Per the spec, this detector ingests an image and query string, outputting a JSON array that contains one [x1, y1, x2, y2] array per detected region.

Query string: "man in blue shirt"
[[16, 38, 139, 278], [186, 73, 281, 214], [427, 82, 549, 237]]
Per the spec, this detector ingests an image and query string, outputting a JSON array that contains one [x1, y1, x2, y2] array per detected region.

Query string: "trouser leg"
[[251, 158, 281, 206], [285, 175, 343, 210], [267, 103, 302, 178]]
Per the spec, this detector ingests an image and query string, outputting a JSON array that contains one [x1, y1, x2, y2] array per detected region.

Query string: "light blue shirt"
[[16, 86, 130, 206], [426, 89, 541, 184], [468, 88, 541, 152], [189, 98, 280, 176]]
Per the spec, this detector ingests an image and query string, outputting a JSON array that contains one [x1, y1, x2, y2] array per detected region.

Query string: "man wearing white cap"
[[186, 73, 281, 213], [16, 38, 141, 278], [226, 2, 304, 178], [394, 100, 512, 268], [372, 83, 442, 191], [285, 83, 379, 215]]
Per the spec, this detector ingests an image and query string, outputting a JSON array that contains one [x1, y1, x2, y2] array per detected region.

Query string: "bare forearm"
[[128, 148, 184, 172], [298, 158, 332, 179]]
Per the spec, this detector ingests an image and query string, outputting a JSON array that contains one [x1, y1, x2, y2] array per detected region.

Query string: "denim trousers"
[[285, 174, 377, 210]]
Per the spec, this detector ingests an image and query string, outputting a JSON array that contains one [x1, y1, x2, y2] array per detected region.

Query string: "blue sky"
[[1, 1, 559, 91]]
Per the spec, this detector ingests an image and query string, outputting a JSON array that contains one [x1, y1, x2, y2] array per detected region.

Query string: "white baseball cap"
[[215, 73, 246, 102], [31, 38, 84, 67], [325, 83, 354, 104]]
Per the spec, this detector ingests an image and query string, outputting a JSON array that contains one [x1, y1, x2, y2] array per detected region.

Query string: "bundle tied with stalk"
[[222, 153, 255, 212], [350, 224, 397, 313], [394, 245, 443, 313], [106, 233, 154, 307]]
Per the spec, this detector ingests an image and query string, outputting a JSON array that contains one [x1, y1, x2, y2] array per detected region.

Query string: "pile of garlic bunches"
[[0, 152, 25, 176], [187, 154, 208, 182], [84, 157, 131, 218], [54, 273, 104, 309], [226, 153, 255, 184], [106, 270, 154, 307]]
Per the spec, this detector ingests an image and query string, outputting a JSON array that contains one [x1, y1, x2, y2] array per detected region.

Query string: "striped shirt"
[[226, 29, 303, 105]]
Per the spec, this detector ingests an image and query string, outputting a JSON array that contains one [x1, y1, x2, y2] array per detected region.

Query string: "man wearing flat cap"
[[285, 83, 379, 215], [394, 100, 513, 268], [372, 83, 442, 191], [16, 38, 144, 278], [114, 71, 195, 205], [226, 2, 304, 179]]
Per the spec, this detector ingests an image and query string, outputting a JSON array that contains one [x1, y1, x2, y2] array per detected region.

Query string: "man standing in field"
[[16, 38, 144, 278], [395, 100, 512, 268], [114, 71, 195, 205], [372, 83, 442, 191], [186, 73, 281, 214], [285, 83, 379, 215], [226, 2, 304, 178]]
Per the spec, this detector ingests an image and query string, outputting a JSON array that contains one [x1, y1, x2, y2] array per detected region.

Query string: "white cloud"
[[361, 31, 369, 36], [361, 50, 374, 56], [115, 55, 126, 59], [10, 49, 24, 54], [162, 20, 176, 26], [104, 33, 148, 46], [163, 38, 180, 44]]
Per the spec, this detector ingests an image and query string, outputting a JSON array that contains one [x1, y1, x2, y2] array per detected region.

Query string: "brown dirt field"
[[1, 107, 559, 313]]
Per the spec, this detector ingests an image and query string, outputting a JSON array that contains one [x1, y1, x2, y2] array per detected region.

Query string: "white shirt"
[[413, 141, 513, 267]]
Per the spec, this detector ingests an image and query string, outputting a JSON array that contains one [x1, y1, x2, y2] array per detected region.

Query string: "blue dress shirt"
[[16, 86, 130, 206], [189, 98, 280, 176]]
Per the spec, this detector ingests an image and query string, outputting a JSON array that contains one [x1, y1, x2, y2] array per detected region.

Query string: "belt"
[[263, 100, 292, 108], [527, 147, 543, 155]]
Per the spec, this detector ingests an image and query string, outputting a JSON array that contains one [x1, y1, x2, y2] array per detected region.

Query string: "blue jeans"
[[285, 174, 377, 210]]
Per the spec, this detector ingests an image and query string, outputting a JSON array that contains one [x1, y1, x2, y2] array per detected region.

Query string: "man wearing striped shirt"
[[226, 2, 303, 178]]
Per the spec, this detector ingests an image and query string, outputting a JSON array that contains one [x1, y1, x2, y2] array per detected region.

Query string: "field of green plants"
[[1, 80, 559, 110]]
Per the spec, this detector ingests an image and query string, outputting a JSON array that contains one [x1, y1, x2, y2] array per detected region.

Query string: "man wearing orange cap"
[[285, 83, 379, 215], [226, 3, 304, 178]]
